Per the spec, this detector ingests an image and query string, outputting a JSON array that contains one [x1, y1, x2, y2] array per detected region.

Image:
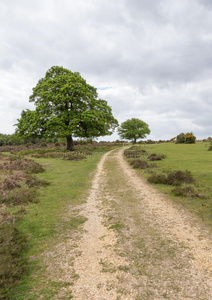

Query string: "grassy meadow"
[[125, 142, 212, 228]]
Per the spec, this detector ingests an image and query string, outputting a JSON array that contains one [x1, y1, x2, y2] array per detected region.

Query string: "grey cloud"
[[0, 0, 212, 139]]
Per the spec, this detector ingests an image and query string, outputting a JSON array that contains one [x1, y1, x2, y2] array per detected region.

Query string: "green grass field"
[[127, 142, 212, 228]]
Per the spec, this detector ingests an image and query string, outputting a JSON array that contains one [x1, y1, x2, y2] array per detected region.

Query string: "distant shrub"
[[148, 153, 166, 161], [176, 133, 186, 144], [40, 142, 47, 147], [185, 132, 196, 144], [26, 143, 34, 148], [176, 132, 196, 144], [124, 148, 146, 159], [145, 140, 156, 144], [65, 152, 86, 161], [54, 142, 60, 147], [130, 159, 150, 169]]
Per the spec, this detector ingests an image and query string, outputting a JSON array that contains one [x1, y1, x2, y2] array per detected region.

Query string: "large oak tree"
[[16, 66, 118, 150]]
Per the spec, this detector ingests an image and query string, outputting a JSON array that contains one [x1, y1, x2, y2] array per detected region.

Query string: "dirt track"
[[66, 148, 211, 299]]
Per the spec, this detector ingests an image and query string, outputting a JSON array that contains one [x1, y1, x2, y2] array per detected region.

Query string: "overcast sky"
[[1, 0, 212, 141]]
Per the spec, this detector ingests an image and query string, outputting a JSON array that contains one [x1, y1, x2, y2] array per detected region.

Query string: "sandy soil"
[[47, 148, 212, 299]]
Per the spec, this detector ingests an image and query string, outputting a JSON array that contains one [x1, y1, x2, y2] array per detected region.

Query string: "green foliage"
[[15, 66, 118, 150], [176, 132, 196, 144], [118, 118, 150, 143]]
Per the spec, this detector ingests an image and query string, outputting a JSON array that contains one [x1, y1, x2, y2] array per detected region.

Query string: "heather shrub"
[[25, 175, 50, 188], [0, 187, 39, 205], [148, 174, 167, 184], [6, 158, 45, 174], [130, 159, 150, 169], [172, 186, 201, 198], [65, 152, 86, 161], [3, 177, 21, 190], [166, 170, 195, 186], [40, 142, 47, 147], [124, 148, 146, 159], [148, 153, 166, 161], [148, 170, 195, 186], [0, 215, 28, 298]]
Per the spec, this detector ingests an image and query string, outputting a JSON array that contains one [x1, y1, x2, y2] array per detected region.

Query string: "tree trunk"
[[133, 137, 137, 144], [66, 135, 74, 151]]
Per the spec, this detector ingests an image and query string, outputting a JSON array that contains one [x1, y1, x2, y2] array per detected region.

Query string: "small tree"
[[118, 118, 150, 143], [15, 66, 118, 150]]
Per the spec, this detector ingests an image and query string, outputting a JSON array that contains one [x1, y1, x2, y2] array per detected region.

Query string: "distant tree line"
[[0, 133, 59, 146]]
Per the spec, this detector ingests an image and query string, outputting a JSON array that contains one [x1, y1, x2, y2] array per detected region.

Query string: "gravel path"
[[71, 148, 212, 299]]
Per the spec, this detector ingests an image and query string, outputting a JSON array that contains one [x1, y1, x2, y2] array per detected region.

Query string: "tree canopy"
[[118, 118, 150, 143], [15, 66, 118, 150]]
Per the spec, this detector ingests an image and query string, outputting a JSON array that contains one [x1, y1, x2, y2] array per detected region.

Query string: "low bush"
[[3, 177, 21, 190], [148, 170, 195, 186], [166, 170, 195, 186], [124, 149, 146, 159], [0, 187, 39, 205], [65, 152, 86, 161], [148, 153, 166, 161], [39, 142, 47, 147], [25, 175, 50, 188], [148, 174, 167, 184], [172, 186, 202, 198], [6, 158, 45, 174], [130, 159, 150, 169], [130, 159, 157, 169]]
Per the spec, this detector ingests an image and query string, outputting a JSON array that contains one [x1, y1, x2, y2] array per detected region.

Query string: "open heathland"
[[1, 141, 211, 299]]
